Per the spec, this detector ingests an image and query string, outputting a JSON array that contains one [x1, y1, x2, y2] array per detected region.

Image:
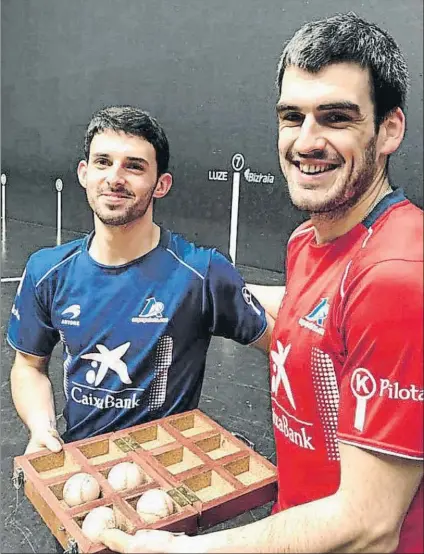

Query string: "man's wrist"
[[27, 415, 57, 436]]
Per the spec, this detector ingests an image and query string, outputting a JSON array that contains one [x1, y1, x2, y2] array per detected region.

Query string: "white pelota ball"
[[82, 506, 116, 542], [136, 488, 174, 524], [107, 462, 146, 492], [63, 473, 100, 507]]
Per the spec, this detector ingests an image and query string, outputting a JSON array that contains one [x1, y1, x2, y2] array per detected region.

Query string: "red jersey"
[[270, 190, 423, 553]]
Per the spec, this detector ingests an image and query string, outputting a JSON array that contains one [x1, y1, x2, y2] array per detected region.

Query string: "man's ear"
[[378, 107, 405, 156], [77, 160, 88, 189], [153, 172, 173, 199]]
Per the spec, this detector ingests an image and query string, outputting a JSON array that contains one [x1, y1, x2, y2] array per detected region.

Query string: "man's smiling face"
[[277, 62, 383, 214], [78, 129, 161, 226]]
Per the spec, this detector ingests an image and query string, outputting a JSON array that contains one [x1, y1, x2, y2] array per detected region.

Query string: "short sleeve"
[[203, 250, 268, 344], [7, 258, 59, 356], [337, 260, 423, 459]]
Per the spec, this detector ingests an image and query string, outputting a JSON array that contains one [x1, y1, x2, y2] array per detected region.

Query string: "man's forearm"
[[173, 492, 392, 554], [11, 363, 57, 434], [246, 285, 285, 320]]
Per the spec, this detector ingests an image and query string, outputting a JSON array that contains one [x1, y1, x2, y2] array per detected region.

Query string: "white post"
[[228, 153, 245, 265], [55, 178, 63, 245], [1, 173, 6, 241], [229, 172, 240, 264]]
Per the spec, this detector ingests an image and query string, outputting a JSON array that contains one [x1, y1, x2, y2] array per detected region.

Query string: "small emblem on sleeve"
[[11, 304, 20, 320], [242, 287, 261, 316], [350, 368, 377, 432]]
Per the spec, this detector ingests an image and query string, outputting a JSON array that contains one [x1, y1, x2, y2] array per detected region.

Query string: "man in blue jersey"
[[7, 105, 272, 455]]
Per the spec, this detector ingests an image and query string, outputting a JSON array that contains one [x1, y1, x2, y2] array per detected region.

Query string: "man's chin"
[[96, 212, 133, 226], [95, 207, 149, 227], [289, 192, 326, 213], [290, 192, 348, 215]]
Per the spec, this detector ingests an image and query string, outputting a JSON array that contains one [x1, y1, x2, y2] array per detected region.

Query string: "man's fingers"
[[46, 428, 64, 452], [44, 433, 63, 453], [100, 529, 133, 553], [25, 429, 64, 454]]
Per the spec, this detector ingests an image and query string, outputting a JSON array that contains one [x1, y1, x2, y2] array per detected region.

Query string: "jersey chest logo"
[[131, 297, 169, 324], [298, 297, 329, 336], [61, 304, 81, 326], [271, 341, 295, 409], [270, 339, 340, 459], [81, 342, 132, 386]]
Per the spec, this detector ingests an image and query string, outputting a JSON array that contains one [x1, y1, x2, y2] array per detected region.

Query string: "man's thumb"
[[44, 431, 63, 453]]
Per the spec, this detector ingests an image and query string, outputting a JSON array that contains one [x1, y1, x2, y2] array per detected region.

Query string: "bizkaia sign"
[[350, 368, 423, 432]]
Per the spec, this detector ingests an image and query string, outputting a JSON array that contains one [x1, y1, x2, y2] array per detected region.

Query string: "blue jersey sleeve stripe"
[[35, 250, 82, 287], [165, 248, 205, 280]]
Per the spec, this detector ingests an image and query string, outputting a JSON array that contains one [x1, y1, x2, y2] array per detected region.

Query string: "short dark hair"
[[276, 12, 410, 126], [84, 106, 170, 176]]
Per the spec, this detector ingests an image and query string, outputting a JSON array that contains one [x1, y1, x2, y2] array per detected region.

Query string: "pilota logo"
[[350, 368, 377, 432], [350, 368, 423, 432]]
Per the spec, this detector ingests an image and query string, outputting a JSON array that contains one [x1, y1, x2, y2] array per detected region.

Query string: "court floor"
[[1, 219, 282, 553]]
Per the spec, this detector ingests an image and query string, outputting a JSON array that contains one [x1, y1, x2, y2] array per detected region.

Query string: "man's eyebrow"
[[276, 103, 299, 113], [276, 101, 362, 114], [126, 156, 149, 164], [91, 152, 111, 158], [317, 101, 362, 114], [91, 153, 149, 164]]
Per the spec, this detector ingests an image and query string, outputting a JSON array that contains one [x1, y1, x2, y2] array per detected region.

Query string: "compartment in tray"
[[182, 469, 235, 502], [223, 455, 275, 486], [73, 502, 136, 542], [49, 474, 106, 508], [124, 488, 179, 523], [168, 412, 212, 437], [28, 451, 80, 479], [99, 461, 153, 492], [77, 438, 127, 465], [154, 445, 203, 475], [128, 424, 175, 451], [194, 433, 240, 460]]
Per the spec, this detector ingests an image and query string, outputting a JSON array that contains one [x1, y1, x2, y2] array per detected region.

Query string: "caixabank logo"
[[350, 368, 424, 432], [270, 340, 315, 451]]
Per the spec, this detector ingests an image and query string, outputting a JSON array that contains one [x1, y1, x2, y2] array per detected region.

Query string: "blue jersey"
[[7, 228, 267, 442]]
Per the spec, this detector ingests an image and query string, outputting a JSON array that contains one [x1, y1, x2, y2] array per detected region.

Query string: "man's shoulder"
[[287, 221, 315, 248], [360, 198, 423, 265], [27, 236, 87, 283], [347, 199, 423, 292], [164, 229, 231, 279]]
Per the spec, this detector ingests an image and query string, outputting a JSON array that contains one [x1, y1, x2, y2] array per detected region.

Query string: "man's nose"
[[106, 164, 126, 186], [294, 116, 326, 155]]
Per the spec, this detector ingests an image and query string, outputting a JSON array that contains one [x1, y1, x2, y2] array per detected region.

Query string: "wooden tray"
[[13, 409, 277, 553]]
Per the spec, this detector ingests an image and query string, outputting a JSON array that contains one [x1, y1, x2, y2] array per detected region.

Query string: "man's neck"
[[89, 218, 161, 266], [311, 176, 393, 245]]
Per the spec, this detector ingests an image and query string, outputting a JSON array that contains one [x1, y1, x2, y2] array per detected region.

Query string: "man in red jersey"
[[101, 12, 423, 553]]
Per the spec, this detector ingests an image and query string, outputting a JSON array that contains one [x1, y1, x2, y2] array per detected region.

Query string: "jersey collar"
[[362, 188, 407, 229]]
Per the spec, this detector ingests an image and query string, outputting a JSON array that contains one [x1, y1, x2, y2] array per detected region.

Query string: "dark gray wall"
[[2, 0, 423, 271]]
